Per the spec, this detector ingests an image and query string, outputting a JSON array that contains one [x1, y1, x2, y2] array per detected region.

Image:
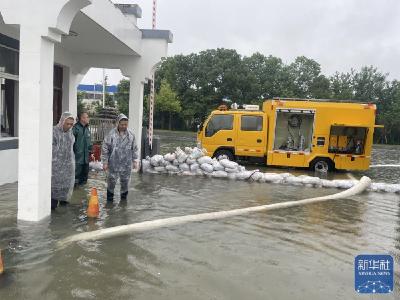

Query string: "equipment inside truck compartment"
[[328, 126, 367, 155], [273, 109, 315, 152]]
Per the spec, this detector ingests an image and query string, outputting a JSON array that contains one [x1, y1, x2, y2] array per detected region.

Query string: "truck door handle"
[[257, 139, 262, 143], [227, 138, 232, 141]]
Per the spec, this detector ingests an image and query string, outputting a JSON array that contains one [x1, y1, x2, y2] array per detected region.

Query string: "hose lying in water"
[[370, 164, 400, 168], [57, 176, 371, 249]]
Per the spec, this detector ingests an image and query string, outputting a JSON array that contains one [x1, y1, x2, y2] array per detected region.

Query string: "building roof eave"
[[141, 29, 173, 43]]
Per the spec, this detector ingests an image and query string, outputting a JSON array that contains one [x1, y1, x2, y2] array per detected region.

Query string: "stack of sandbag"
[[142, 147, 245, 178], [369, 182, 400, 193], [142, 147, 399, 194]]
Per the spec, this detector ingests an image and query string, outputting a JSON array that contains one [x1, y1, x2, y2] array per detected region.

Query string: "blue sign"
[[355, 254, 393, 294]]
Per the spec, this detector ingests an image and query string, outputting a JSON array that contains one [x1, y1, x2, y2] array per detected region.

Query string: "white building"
[[0, 0, 172, 221]]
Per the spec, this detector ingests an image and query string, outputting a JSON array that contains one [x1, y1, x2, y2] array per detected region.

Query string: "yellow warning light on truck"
[[197, 98, 380, 172]]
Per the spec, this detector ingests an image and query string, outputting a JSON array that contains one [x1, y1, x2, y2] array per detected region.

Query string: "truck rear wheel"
[[310, 158, 334, 173], [213, 149, 235, 161]]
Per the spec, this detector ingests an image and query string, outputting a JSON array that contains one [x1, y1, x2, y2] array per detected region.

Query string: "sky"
[[82, 0, 400, 85]]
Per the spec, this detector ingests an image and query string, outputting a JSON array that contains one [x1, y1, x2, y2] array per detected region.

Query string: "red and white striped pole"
[[152, 0, 157, 29], [149, 0, 157, 150]]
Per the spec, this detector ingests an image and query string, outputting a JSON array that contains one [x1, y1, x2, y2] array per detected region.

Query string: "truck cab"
[[197, 105, 267, 161]]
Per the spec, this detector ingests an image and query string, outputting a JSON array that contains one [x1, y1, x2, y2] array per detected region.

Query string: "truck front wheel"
[[310, 158, 334, 173], [213, 149, 235, 161]]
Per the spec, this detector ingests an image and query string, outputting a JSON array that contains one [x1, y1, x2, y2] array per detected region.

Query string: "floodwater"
[[0, 130, 399, 299]]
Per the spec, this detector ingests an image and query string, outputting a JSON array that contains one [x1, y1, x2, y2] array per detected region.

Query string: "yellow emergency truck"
[[197, 98, 380, 172]]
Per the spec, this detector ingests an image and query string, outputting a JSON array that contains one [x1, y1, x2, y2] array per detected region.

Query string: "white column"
[[128, 77, 144, 158], [68, 72, 78, 117], [62, 66, 70, 113], [17, 27, 55, 221], [62, 67, 78, 117]]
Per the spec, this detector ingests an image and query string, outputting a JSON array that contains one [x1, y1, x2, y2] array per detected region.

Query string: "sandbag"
[[225, 167, 239, 173], [219, 159, 238, 169], [166, 165, 179, 172], [321, 179, 337, 189], [184, 147, 193, 154], [154, 166, 166, 173], [162, 160, 171, 167], [172, 159, 180, 166], [227, 173, 237, 180], [236, 171, 253, 180], [175, 147, 188, 163], [334, 180, 355, 189], [263, 173, 284, 183], [177, 153, 188, 163], [150, 155, 164, 167], [200, 163, 214, 173], [141, 159, 151, 172], [249, 171, 263, 181], [190, 148, 204, 160], [164, 153, 176, 162], [145, 168, 160, 174], [190, 163, 200, 172], [370, 183, 400, 193], [300, 175, 321, 186], [212, 160, 225, 171], [211, 171, 228, 178], [186, 158, 197, 165], [198, 156, 214, 165], [179, 163, 190, 172], [194, 169, 204, 176], [285, 176, 303, 185], [181, 171, 195, 176]]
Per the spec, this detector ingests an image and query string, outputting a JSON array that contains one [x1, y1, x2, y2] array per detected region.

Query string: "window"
[[0, 45, 19, 76], [0, 38, 19, 138], [0, 78, 16, 137], [205, 114, 233, 137], [241, 115, 263, 131]]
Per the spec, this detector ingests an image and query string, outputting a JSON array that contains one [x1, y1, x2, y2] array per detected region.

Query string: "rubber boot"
[[120, 191, 128, 201], [107, 190, 114, 202]]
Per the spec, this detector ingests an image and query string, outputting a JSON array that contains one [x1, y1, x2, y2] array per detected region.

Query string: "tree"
[[289, 56, 321, 98], [330, 71, 354, 100], [352, 66, 387, 102], [155, 79, 181, 130], [77, 91, 86, 114], [310, 75, 331, 99], [115, 79, 130, 116], [153, 49, 400, 143]]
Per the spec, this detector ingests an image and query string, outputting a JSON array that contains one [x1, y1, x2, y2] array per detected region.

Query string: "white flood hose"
[[370, 164, 400, 168], [57, 176, 371, 248]]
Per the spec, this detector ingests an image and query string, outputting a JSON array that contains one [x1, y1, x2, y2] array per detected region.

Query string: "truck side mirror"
[[197, 122, 203, 132]]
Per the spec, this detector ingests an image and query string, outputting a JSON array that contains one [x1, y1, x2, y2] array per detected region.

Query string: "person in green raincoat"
[[73, 111, 93, 186]]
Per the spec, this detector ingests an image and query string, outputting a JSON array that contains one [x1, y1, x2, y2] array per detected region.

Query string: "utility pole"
[[148, 0, 157, 150], [102, 68, 106, 108]]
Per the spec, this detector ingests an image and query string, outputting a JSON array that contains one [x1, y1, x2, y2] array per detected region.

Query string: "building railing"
[[89, 118, 115, 143]]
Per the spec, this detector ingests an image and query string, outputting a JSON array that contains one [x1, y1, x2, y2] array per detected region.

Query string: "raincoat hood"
[[57, 112, 75, 130], [116, 113, 129, 125]]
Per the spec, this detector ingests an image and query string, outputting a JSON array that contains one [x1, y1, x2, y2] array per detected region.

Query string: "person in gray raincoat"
[[51, 112, 76, 210], [101, 113, 138, 202]]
